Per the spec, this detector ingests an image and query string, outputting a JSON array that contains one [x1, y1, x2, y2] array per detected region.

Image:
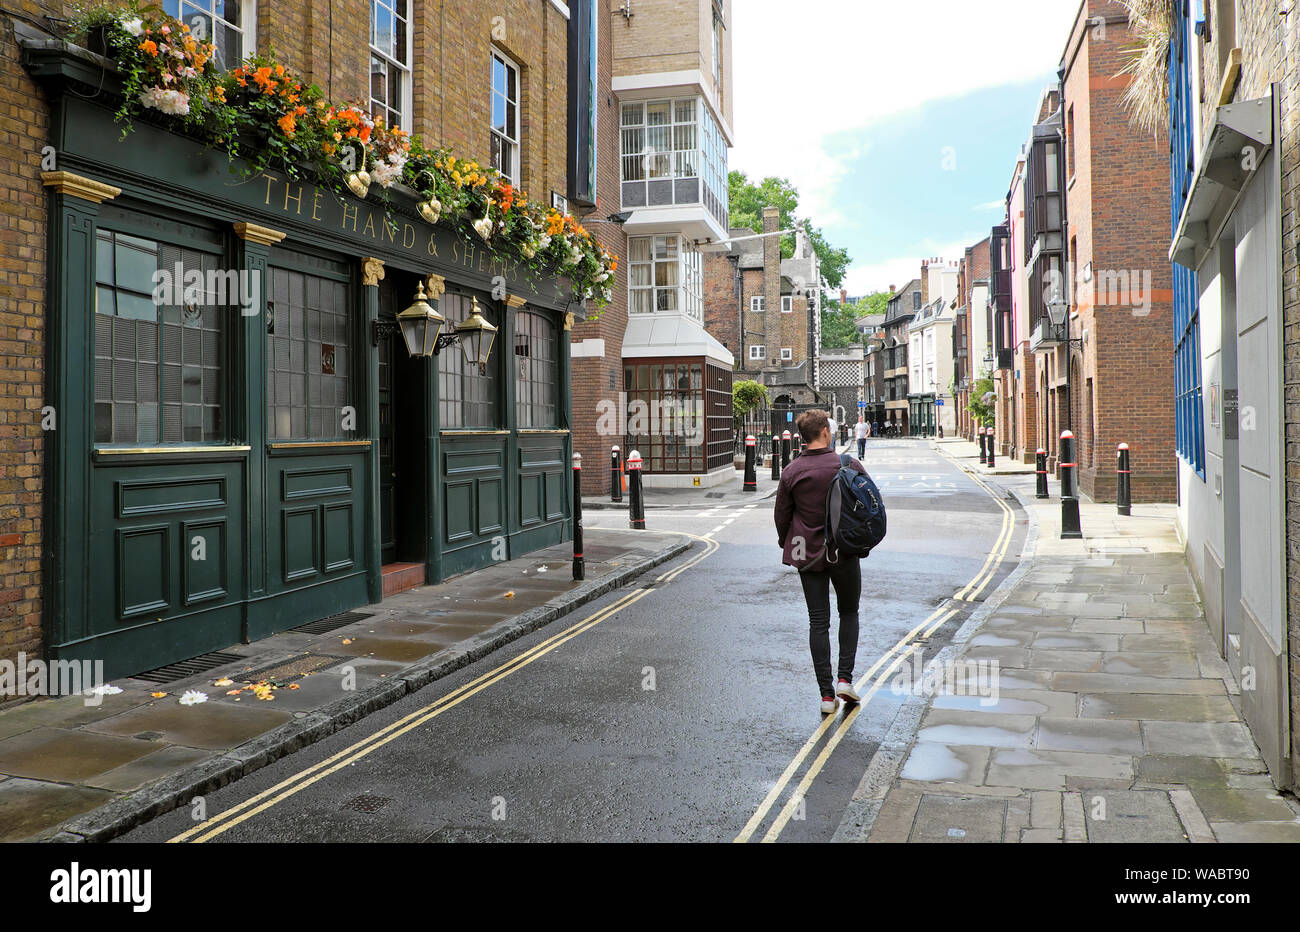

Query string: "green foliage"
[[732, 379, 769, 418], [727, 171, 852, 290], [967, 370, 996, 425], [58, 2, 617, 308], [819, 299, 858, 349]]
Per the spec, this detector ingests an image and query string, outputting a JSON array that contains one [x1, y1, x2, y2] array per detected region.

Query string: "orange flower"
[[139, 39, 158, 56], [278, 113, 297, 135]]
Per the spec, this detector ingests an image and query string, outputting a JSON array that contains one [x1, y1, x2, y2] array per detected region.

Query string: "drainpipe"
[[1057, 63, 1073, 435]]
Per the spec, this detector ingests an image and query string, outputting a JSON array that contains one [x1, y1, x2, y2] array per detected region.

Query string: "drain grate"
[[294, 611, 374, 636], [134, 650, 247, 685], [343, 793, 391, 813], [233, 653, 345, 683]]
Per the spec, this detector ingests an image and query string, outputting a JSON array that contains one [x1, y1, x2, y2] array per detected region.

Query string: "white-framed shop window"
[[370, 0, 411, 130], [164, 0, 255, 70], [749, 345, 765, 360], [490, 48, 521, 185]]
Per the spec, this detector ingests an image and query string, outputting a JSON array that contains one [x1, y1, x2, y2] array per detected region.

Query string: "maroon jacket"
[[774, 446, 867, 572]]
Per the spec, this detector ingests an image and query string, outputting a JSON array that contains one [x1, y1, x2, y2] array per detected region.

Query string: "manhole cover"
[[342, 794, 392, 813]]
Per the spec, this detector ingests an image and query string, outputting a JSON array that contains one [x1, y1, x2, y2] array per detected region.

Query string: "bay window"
[[620, 97, 728, 229], [628, 234, 702, 321]]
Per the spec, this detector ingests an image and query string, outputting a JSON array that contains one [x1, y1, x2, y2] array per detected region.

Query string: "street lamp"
[[1047, 300, 1079, 432], [451, 297, 499, 374], [378, 288, 498, 373]]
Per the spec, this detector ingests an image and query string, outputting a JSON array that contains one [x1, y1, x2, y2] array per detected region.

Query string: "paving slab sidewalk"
[[833, 454, 1300, 843], [0, 528, 689, 843], [933, 436, 1037, 477]]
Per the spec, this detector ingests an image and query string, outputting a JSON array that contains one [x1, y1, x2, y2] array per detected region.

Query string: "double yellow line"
[[953, 468, 1016, 602], [733, 459, 1016, 843], [170, 534, 718, 843]]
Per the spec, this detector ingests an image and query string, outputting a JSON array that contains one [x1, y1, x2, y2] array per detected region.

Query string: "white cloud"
[[973, 199, 1007, 212], [729, 0, 1080, 225], [838, 234, 989, 297]]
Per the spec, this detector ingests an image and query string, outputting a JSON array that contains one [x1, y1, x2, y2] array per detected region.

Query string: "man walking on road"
[[774, 409, 867, 715], [855, 416, 870, 459]]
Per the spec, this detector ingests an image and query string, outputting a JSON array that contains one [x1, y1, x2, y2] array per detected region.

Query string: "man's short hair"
[[796, 408, 830, 444]]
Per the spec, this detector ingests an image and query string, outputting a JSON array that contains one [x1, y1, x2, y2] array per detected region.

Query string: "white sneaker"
[[820, 696, 840, 715], [836, 679, 860, 704]]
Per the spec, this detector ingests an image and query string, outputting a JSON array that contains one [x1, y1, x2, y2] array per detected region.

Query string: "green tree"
[[732, 379, 770, 419], [967, 370, 996, 425], [727, 171, 852, 290], [819, 299, 858, 349]]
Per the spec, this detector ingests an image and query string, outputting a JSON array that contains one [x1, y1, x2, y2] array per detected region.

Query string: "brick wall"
[[0, 1, 72, 666], [570, 1, 627, 496], [702, 251, 739, 356], [1056, 0, 1176, 502], [0, 0, 570, 666]]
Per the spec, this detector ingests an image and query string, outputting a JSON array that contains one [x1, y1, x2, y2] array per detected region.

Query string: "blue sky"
[[727, 0, 1083, 297]]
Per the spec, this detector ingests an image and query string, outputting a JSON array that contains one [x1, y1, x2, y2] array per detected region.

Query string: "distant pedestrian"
[[774, 409, 866, 715], [827, 415, 838, 448], [855, 416, 869, 459]]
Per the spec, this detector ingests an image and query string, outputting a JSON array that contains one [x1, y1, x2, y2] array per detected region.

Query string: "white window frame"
[[750, 295, 765, 312], [490, 48, 521, 185], [781, 347, 793, 361], [781, 295, 793, 313], [628, 234, 699, 317], [369, 0, 411, 131], [749, 345, 765, 360], [167, 0, 256, 67]]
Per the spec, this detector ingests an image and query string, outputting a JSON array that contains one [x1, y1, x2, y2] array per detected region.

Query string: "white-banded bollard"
[[979, 426, 988, 464], [770, 431, 780, 481], [1035, 448, 1049, 499], [627, 449, 645, 530], [610, 445, 622, 504], [1060, 429, 1083, 539], [572, 452, 584, 580], [987, 428, 996, 468], [743, 435, 757, 491], [1117, 443, 1132, 516], [781, 430, 791, 470]]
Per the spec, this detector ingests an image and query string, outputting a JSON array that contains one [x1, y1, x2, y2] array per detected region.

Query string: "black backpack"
[[825, 453, 887, 562]]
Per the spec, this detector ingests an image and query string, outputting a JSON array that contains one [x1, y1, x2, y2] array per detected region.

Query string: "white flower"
[[122, 17, 143, 36], [178, 690, 208, 706], [536, 234, 551, 250], [372, 161, 403, 188], [139, 86, 191, 116], [472, 217, 493, 241]]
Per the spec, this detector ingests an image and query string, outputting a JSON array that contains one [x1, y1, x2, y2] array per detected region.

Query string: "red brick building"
[[1022, 0, 1175, 502]]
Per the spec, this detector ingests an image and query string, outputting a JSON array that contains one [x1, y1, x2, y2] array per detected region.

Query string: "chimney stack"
[[762, 206, 781, 368], [920, 259, 930, 306], [840, 288, 847, 305]]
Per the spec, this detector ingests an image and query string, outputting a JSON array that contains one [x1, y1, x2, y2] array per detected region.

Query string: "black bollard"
[[1117, 443, 1132, 516], [1060, 430, 1083, 539], [978, 427, 988, 464], [987, 428, 996, 468], [610, 445, 622, 503], [770, 431, 781, 481], [572, 453, 585, 580], [743, 435, 757, 492], [627, 449, 645, 530], [1036, 448, 1049, 499], [781, 430, 791, 470]]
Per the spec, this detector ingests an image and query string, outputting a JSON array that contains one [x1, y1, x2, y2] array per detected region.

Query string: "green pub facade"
[[26, 42, 579, 680]]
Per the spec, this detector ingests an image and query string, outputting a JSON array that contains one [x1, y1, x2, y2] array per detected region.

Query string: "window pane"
[[621, 104, 642, 126]]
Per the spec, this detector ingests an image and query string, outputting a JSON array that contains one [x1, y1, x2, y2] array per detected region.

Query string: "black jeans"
[[798, 556, 862, 697], [857, 438, 867, 459]]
